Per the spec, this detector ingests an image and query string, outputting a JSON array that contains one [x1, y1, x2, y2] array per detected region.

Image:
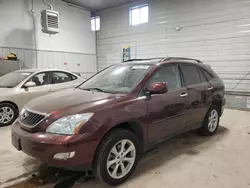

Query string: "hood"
[[26, 88, 122, 114]]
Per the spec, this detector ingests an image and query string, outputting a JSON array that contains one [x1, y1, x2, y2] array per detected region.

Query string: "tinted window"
[[147, 65, 182, 90], [52, 72, 72, 84], [198, 68, 207, 83], [29, 72, 50, 86], [202, 69, 214, 81], [182, 65, 201, 85]]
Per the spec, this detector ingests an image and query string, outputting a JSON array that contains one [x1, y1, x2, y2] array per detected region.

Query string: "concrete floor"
[[1, 109, 250, 188]]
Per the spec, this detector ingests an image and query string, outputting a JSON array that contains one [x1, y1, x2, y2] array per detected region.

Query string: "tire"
[[0, 103, 18, 126], [199, 106, 220, 136], [93, 129, 140, 186]]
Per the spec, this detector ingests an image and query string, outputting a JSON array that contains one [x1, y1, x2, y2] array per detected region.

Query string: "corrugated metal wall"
[[97, 0, 250, 92], [0, 46, 96, 78]]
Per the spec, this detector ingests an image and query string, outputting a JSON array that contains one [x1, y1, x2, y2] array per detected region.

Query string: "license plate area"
[[12, 134, 21, 151]]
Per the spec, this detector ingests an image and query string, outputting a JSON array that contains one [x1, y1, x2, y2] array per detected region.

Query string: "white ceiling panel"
[[66, 0, 133, 11]]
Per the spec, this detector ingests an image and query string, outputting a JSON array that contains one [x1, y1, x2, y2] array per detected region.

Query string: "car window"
[[202, 69, 214, 81], [71, 74, 78, 80], [146, 65, 182, 90], [79, 64, 152, 94], [29, 72, 50, 87], [52, 72, 73, 84], [198, 68, 207, 83], [0, 72, 32, 88], [182, 65, 202, 85]]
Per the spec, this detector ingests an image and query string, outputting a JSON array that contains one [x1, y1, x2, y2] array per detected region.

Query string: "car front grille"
[[19, 108, 46, 128]]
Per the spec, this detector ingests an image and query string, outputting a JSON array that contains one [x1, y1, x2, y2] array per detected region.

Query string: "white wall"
[[97, 0, 250, 92], [0, 0, 97, 77]]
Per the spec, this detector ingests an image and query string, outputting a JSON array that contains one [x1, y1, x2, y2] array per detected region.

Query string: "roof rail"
[[123, 57, 202, 64], [123, 57, 166, 62], [164, 57, 202, 63]]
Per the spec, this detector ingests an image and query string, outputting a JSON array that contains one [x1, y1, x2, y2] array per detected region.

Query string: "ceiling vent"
[[41, 9, 59, 34]]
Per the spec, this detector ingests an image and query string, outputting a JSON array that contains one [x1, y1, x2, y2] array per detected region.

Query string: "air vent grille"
[[41, 10, 59, 34], [47, 15, 59, 28]]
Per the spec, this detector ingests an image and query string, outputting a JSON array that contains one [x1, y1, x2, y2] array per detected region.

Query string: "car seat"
[[32, 77, 41, 86]]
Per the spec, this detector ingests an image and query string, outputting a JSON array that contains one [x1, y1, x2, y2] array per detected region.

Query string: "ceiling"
[[66, 0, 133, 11]]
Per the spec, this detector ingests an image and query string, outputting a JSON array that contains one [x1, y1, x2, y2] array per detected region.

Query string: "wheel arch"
[[0, 101, 19, 113], [211, 98, 223, 116], [92, 120, 145, 167]]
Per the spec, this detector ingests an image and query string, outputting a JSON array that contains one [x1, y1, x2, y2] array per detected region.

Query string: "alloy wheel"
[[0, 107, 14, 124], [106, 139, 136, 179], [208, 109, 219, 132]]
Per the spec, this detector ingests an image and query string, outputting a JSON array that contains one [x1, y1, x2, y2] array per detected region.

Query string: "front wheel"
[[0, 103, 18, 126], [93, 129, 140, 186], [199, 107, 220, 136]]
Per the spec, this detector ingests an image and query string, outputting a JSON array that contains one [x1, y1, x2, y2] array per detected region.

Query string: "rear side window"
[[51, 72, 73, 84], [71, 74, 78, 80], [202, 69, 214, 81], [182, 65, 201, 85], [198, 68, 207, 83]]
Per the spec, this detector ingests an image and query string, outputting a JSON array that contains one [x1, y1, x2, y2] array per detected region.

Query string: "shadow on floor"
[[5, 126, 229, 188]]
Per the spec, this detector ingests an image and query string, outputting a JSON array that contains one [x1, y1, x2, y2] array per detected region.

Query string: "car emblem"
[[20, 111, 28, 121]]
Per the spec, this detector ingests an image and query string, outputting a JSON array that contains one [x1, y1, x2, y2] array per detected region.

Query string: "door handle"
[[208, 86, 213, 91], [180, 93, 188, 97]]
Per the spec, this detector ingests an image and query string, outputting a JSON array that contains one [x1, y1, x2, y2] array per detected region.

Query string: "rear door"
[[49, 71, 81, 93], [145, 64, 189, 142], [180, 64, 213, 129], [21, 72, 51, 106]]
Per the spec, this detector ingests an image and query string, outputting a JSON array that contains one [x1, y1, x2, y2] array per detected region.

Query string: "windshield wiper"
[[80, 87, 120, 94], [81, 88, 105, 92]]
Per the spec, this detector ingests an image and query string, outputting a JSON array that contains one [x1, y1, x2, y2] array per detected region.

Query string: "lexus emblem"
[[20, 112, 28, 121]]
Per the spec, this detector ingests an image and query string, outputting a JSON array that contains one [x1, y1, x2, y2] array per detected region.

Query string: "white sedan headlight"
[[46, 113, 94, 135]]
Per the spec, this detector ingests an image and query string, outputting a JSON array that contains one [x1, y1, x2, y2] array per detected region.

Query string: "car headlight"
[[46, 113, 94, 135]]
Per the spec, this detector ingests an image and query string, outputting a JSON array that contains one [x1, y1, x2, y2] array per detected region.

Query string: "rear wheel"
[[199, 106, 220, 136], [93, 129, 140, 186], [0, 103, 18, 126]]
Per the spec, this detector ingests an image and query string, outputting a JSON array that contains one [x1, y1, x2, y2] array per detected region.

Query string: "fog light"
[[53, 152, 75, 160]]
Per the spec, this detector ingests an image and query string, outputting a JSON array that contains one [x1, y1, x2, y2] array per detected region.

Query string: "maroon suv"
[[12, 57, 225, 185]]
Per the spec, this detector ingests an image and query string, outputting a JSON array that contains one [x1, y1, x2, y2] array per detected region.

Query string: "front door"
[[145, 64, 189, 143], [21, 72, 51, 106]]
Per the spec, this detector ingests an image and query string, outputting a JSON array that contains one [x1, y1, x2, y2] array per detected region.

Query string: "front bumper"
[[11, 121, 99, 171]]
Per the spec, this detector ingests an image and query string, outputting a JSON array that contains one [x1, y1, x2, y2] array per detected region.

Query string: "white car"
[[0, 69, 84, 126]]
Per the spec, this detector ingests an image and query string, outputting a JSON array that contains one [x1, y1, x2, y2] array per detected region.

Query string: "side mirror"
[[24, 81, 36, 88], [148, 82, 168, 94]]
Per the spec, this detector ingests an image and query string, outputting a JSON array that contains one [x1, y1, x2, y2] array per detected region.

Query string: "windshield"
[[0, 72, 32, 88], [79, 64, 152, 94]]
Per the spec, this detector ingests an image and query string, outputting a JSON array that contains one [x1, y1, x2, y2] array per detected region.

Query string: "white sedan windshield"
[[0, 72, 32, 88]]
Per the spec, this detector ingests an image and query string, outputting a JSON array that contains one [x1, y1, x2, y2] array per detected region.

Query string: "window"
[[130, 4, 148, 26], [182, 65, 202, 85], [0, 71, 31, 88], [202, 69, 214, 81], [198, 68, 207, 83], [79, 64, 151, 94], [71, 74, 78, 80], [146, 65, 182, 90], [52, 72, 72, 84], [29, 72, 50, 86], [91, 16, 100, 31]]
